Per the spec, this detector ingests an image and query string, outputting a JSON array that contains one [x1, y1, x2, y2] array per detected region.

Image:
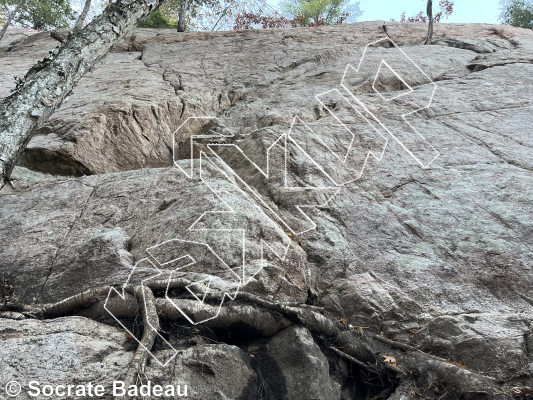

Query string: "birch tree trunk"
[[0, 0, 166, 189], [426, 0, 434, 43], [177, 0, 188, 32], [73, 0, 92, 32], [0, 0, 24, 42]]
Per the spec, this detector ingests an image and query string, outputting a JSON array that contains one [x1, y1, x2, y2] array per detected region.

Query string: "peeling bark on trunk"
[[0, 0, 166, 189], [73, 0, 92, 32], [0, 0, 24, 42]]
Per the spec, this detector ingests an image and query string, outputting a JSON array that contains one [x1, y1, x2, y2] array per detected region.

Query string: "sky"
[[265, 0, 503, 24], [358, 0, 501, 24]]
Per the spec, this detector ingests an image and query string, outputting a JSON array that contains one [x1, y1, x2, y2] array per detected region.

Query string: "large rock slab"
[[1, 23, 531, 176], [148, 344, 258, 400], [1, 21, 533, 391], [0, 316, 259, 400], [0, 316, 131, 400], [245, 325, 341, 400], [0, 30, 58, 100], [0, 164, 308, 304]]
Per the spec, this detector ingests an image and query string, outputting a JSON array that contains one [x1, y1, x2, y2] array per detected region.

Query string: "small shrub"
[[499, 0, 533, 29], [138, 10, 174, 29]]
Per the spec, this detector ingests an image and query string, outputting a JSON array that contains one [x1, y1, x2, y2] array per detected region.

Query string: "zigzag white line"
[[341, 36, 440, 169], [105, 36, 441, 355]]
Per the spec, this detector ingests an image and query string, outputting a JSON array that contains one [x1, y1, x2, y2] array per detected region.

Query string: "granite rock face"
[[1, 21, 533, 398], [0, 317, 131, 400]]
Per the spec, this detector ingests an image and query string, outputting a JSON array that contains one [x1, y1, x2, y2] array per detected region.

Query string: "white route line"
[[106, 37, 441, 359], [314, 89, 388, 166], [103, 258, 179, 367], [286, 114, 387, 186], [340, 36, 440, 169]]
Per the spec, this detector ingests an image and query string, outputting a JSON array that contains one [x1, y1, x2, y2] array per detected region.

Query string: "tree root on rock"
[[0, 311, 25, 320], [26, 286, 113, 319], [328, 346, 379, 372], [9, 283, 513, 400], [121, 286, 159, 396]]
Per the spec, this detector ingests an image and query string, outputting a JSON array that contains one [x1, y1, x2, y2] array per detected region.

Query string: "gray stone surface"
[[148, 345, 257, 400], [1, 20, 533, 395], [260, 325, 340, 400], [0, 316, 131, 400], [0, 164, 308, 304], [0, 316, 258, 400]]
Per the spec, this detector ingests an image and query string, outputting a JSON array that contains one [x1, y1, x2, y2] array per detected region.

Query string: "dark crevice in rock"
[[244, 343, 289, 400], [179, 97, 186, 119], [524, 333, 531, 360], [429, 37, 501, 54], [467, 60, 533, 73], [156, 198, 177, 213], [401, 221, 424, 240], [380, 179, 417, 198], [17, 148, 92, 177], [150, 319, 290, 399], [36, 267, 54, 304], [319, 339, 400, 399], [155, 316, 400, 399], [162, 69, 183, 95]]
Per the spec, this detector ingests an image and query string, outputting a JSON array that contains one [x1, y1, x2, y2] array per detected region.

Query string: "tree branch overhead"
[[0, 0, 165, 189]]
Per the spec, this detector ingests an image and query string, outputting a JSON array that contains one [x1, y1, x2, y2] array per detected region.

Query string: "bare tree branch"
[[0, 0, 25, 42], [73, 0, 92, 32]]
